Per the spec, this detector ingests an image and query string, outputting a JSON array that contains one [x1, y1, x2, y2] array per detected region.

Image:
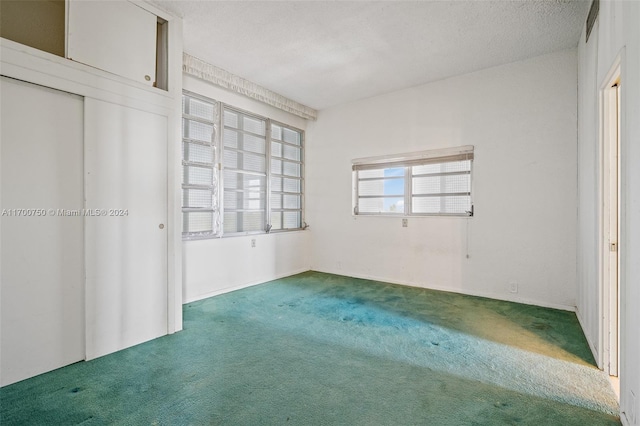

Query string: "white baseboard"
[[311, 268, 576, 312], [183, 267, 311, 304]]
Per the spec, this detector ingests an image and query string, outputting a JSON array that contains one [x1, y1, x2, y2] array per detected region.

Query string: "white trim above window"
[[352, 146, 474, 217], [183, 53, 317, 120]]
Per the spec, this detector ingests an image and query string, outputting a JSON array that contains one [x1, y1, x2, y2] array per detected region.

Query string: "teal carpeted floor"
[[1, 271, 620, 425]]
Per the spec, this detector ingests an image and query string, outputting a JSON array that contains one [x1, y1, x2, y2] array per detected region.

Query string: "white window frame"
[[352, 146, 474, 217], [181, 91, 305, 239], [221, 105, 269, 235], [182, 91, 220, 239]]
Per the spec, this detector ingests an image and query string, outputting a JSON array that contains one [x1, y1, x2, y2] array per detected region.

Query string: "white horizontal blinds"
[[182, 93, 220, 237], [353, 146, 473, 216], [223, 107, 267, 233], [357, 168, 405, 214], [411, 159, 472, 215], [271, 124, 303, 230]]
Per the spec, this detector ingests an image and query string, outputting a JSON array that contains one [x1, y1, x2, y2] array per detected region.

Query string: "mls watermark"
[[1, 209, 129, 217]]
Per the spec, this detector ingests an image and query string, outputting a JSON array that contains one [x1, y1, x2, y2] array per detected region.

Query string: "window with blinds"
[[352, 146, 474, 217], [181, 91, 304, 239]]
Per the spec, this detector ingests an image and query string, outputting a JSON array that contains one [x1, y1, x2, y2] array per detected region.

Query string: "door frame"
[[599, 54, 623, 383]]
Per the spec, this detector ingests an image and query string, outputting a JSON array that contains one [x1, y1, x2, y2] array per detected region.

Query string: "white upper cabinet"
[[67, 0, 157, 87]]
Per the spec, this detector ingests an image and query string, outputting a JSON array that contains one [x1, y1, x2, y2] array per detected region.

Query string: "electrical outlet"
[[509, 281, 518, 293], [337, 261, 342, 270], [251, 238, 256, 248], [402, 218, 408, 227]]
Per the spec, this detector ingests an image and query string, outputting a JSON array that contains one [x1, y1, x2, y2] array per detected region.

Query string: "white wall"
[[306, 49, 578, 310], [576, 17, 601, 362], [577, 2, 640, 424], [182, 74, 311, 302]]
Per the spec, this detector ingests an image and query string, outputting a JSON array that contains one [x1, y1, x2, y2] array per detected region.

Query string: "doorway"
[[601, 63, 621, 394]]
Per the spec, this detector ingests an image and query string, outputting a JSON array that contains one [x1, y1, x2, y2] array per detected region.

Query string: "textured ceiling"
[[153, 1, 590, 110]]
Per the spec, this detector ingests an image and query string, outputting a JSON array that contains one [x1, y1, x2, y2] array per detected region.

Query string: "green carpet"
[[0, 271, 619, 425]]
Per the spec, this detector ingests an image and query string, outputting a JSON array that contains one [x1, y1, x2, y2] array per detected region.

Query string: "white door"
[[84, 98, 168, 359], [0, 77, 85, 386]]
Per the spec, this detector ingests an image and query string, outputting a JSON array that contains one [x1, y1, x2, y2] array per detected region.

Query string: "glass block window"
[[353, 146, 473, 216]]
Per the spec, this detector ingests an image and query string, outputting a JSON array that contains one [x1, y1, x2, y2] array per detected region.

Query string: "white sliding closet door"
[[84, 98, 168, 359], [0, 77, 85, 386]]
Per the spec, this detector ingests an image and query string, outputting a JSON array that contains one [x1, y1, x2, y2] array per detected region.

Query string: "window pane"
[[412, 196, 470, 214], [223, 150, 266, 173], [283, 194, 301, 209], [413, 160, 471, 175], [359, 169, 385, 179], [412, 164, 440, 175], [243, 115, 266, 136], [224, 130, 238, 149], [359, 197, 404, 214], [283, 211, 301, 228], [241, 134, 266, 154], [224, 190, 266, 210], [271, 194, 282, 210], [184, 119, 213, 142], [271, 158, 282, 175], [283, 127, 301, 145], [412, 174, 470, 195], [411, 197, 440, 214], [444, 195, 471, 213], [442, 160, 471, 173], [271, 176, 282, 192], [271, 212, 282, 230], [185, 97, 214, 120], [224, 211, 264, 233], [359, 178, 404, 197], [283, 144, 301, 161], [224, 110, 238, 128], [183, 188, 212, 208], [183, 141, 213, 164], [272, 141, 282, 158], [283, 177, 301, 193], [224, 132, 266, 155], [271, 194, 303, 211], [183, 165, 212, 186], [183, 211, 214, 233], [224, 170, 265, 191], [272, 124, 282, 141], [283, 161, 301, 177], [359, 180, 385, 196]]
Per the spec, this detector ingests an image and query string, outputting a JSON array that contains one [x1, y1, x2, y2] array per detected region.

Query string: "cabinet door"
[[0, 77, 85, 386], [67, 0, 157, 86], [84, 98, 168, 359]]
